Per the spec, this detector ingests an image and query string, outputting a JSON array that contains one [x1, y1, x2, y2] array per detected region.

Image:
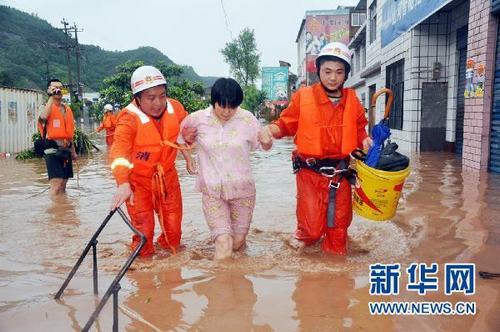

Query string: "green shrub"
[[15, 148, 36, 160]]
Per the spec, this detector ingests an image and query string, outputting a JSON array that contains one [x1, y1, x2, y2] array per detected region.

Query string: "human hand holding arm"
[[267, 124, 282, 138], [181, 127, 197, 145], [258, 126, 273, 151]]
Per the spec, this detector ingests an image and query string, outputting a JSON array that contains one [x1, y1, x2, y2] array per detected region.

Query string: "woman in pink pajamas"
[[178, 78, 272, 260]]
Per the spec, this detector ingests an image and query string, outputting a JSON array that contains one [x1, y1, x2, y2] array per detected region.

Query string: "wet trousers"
[[126, 167, 182, 256], [201, 194, 256, 241], [105, 129, 114, 146], [295, 168, 352, 254]]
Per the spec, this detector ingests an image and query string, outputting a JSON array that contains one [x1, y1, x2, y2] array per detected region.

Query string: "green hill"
[[0, 5, 218, 91]]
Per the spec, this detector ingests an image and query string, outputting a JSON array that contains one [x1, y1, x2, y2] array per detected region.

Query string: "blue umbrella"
[[364, 119, 391, 167], [363, 88, 394, 168]]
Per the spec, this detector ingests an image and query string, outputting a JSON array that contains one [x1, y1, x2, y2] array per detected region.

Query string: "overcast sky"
[[2, 0, 359, 78]]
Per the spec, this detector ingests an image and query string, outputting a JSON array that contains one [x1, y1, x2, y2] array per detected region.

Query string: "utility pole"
[[72, 23, 88, 127], [73, 23, 83, 102], [60, 18, 74, 101], [58, 20, 87, 127]]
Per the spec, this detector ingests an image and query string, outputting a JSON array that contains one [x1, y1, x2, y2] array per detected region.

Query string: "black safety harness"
[[292, 156, 357, 228]]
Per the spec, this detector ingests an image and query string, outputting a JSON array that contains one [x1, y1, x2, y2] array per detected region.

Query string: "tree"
[[99, 60, 144, 108], [241, 85, 266, 114], [221, 28, 260, 87], [95, 60, 207, 120], [168, 80, 207, 113], [0, 71, 14, 86], [156, 60, 183, 84]]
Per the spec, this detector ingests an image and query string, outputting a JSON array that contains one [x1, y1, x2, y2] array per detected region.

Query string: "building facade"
[[346, 0, 500, 173], [0, 86, 44, 153], [296, 7, 365, 86]]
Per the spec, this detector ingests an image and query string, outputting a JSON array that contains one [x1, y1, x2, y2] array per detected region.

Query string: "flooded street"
[[0, 138, 499, 331]]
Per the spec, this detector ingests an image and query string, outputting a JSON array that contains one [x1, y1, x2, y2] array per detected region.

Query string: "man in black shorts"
[[38, 79, 78, 196]]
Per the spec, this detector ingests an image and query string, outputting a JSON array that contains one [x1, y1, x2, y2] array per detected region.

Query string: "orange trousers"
[[126, 167, 182, 256], [295, 168, 352, 254], [105, 129, 114, 146]]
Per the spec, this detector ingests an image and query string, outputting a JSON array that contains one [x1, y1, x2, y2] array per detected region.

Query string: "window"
[[351, 12, 367, 26], [355, 47, 361, 73], [369, 1, 377, 44], [386, 59, 404, 130]]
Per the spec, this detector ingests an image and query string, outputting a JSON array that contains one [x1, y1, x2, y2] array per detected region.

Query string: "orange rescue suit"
[[97, 112, 117, 145], [38, 103, 75, 141], [273, 83, 368, 254], [110, 100, 188, 256]]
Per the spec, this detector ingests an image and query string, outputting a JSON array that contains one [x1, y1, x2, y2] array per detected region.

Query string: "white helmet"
[[104, 103, 113, 111], [130, 65, 167, 95], [315, 42, 352, 74]]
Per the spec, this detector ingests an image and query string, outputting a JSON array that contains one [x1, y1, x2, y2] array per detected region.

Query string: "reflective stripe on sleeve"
[[110, 157, 134, 170]]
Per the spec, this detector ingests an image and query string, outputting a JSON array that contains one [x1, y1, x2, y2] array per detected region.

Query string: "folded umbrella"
[[363, 88, 394, 168], [365, 118, 391, 167]]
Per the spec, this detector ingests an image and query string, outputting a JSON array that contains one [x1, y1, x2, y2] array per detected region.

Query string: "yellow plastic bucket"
[[353, 160, 410, 221]]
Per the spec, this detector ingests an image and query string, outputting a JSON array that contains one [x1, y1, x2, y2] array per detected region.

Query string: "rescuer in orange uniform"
[[38, 78, 78, 197], [109, 65, 192, 257], [97, 103, 117, 146], [261, 42, 372, 255]]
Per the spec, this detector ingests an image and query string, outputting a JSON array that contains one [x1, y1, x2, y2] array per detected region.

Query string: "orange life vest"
[[125, 101, 183, 178], [101, 113, 116, 129], [296, 87, 358, 157], [38, 103, 74, 140]]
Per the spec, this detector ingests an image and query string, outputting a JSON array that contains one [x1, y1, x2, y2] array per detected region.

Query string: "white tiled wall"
[[348, 0, 470, 152]]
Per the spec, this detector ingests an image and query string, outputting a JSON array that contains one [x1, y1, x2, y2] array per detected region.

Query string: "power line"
[[72, 23, 84, 102], [220, 0, 233, 39], [58, 20, 83, 102], [72, 23, 89, 128]]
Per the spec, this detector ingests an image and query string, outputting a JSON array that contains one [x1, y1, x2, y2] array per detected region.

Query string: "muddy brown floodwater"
[[0, 137, 499, 331]]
